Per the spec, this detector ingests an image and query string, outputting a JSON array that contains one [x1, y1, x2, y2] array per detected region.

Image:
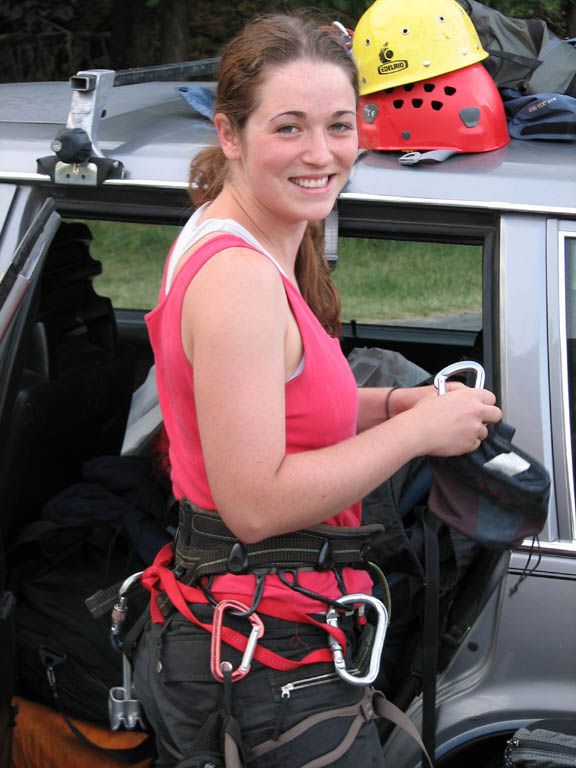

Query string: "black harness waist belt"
[[174, 498, 386, 582]]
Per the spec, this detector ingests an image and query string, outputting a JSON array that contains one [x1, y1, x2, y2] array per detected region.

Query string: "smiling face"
[[217, 58, 358, 227]]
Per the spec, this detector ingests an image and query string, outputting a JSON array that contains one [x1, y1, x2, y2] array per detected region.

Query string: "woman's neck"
[[201, 187, 307, 279]]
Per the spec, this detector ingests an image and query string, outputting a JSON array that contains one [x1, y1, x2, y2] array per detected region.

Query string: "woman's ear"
[[215, 113, 241, 161]]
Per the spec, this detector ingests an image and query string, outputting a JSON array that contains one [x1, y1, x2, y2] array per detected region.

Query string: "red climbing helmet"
[[357, 62, 510, 154]]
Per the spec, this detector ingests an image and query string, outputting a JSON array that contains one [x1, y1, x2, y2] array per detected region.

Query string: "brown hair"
[[188, 14, 358, 336]]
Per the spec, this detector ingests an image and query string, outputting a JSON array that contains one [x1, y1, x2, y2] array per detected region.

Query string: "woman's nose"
[[302, 129, 332, 165]]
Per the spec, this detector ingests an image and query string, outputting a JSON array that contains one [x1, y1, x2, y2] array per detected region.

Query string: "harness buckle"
[[326, 593, 389, 686], [210, 599, 265, 683]]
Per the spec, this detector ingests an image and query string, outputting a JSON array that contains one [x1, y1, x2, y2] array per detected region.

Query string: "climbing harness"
[[96, 500, 424, 765]]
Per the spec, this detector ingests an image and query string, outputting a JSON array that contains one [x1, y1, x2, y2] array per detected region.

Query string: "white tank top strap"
[[165, 204, 288, 293]]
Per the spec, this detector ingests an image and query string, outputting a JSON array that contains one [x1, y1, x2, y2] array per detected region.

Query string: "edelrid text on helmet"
[[357, 62, 510, 154], [353, 0, 488, 95]]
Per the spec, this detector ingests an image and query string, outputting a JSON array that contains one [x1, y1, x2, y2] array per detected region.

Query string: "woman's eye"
[[331, 122, 354, 132], [276, 124, 298, 134]]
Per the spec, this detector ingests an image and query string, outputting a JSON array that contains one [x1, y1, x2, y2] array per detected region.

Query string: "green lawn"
[[88, 220, 181, 310], [81, 220, 482, 324], [335, 238, 482, 323]]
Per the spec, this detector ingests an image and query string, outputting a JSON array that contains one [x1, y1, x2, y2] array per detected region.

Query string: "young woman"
[[132, 13, 502, 767]]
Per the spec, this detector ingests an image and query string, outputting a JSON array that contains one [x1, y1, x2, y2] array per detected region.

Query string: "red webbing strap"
[[141, 544, 342, 672]]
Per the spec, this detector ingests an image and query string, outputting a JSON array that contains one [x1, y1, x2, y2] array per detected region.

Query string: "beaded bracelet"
[[385, 386, 399, 421]]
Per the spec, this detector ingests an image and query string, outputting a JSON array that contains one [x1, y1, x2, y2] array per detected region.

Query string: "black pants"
[[132, 604, 385, 767]]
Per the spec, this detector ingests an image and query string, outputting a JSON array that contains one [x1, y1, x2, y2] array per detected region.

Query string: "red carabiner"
[[210, 599, 265, 683]]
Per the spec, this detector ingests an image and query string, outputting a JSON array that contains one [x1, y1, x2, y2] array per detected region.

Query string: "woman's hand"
[[357, 382, 463, 431], [406, 386, 502, 457]]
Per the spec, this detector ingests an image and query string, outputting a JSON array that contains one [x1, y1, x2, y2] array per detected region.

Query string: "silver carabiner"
[[110, 570, 144, 650], [325, 593, 388, 686], [434, 360, 485, 395]]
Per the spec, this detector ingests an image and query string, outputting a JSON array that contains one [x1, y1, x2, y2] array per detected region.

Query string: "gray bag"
[[505, 720, 576, 767], [457, 0, 576, 97]]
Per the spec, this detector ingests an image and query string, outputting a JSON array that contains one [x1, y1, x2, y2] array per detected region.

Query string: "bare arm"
[[183, 249, 501, 543], [356, 385, 436, 432]]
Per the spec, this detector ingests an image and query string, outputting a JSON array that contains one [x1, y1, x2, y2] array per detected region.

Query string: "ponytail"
[[296, 222, 342, 337], [188, 146, 228, 207]]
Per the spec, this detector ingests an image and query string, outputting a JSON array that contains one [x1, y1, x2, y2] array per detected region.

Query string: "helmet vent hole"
[[401, 27, 410, 35], [423, 83, 435, 92], [444, 86, 457, 96], [385, 87, 395, 94], [404, 84, 414, 92], [431, 101, 443, 111], [411, 99, 423, 108], [393, 100, 404, 109]]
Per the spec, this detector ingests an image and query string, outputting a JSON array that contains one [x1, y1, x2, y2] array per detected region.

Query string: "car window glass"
[[333, 237, 482, 331], [67, 219, 180, 310], [563, 235, 576, 526]]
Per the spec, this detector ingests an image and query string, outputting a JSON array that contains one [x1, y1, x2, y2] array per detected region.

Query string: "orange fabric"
[[11, 697, 151, 768]]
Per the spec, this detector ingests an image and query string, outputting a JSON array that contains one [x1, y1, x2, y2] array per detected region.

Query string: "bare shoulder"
[[181, 240, 288, 345], [190, 242, 285, 304]]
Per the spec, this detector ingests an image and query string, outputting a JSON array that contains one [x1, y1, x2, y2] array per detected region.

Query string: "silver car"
[[1, 65, 575, 767]]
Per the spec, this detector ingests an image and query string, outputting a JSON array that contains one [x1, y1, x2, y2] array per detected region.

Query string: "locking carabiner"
[[434, 360, 485, 395], [110, 570, 144, 651], [210, 599, 265, 683], [326, 593, 388, 686]]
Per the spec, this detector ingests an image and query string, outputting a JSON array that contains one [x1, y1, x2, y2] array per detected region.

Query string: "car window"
[[333, 237, 483, 330], [67, 219, 181, 310], [563, 234, 576, 537]]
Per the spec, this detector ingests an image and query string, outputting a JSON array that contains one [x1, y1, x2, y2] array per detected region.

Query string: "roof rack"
[[37, 58, 220, 186]]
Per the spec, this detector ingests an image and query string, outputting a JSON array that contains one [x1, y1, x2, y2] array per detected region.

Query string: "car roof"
[[0, 77, 575, 215]]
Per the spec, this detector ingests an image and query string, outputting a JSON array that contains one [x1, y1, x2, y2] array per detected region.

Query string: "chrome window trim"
[[549, 222, 576, 541], [2, 178, 576, 215], [340, 192, 576, 218], [0, 172, 189, 190], [0, 205, 61, 343], [521, 539, 576, 556]]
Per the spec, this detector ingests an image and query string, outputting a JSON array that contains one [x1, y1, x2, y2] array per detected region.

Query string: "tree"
[[0, 0, 574, 83]]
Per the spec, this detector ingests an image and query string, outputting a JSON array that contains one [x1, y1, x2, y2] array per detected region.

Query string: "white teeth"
[[292, 176, 329, 189]]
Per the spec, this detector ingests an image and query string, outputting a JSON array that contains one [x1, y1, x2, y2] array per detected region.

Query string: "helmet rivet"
[[402, 130, 411, 140], [439, 15, 446, 22], [401, 27, 410, 35], [423, 60, 430, 67], [462, 48, 468, 55], [365, 38, 371, 46]]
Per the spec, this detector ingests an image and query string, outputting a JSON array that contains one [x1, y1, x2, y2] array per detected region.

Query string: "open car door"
[[0, 196, 60, 768]]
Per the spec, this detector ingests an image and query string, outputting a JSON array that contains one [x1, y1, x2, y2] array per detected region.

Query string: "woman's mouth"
[[289, 175, 331, 189]]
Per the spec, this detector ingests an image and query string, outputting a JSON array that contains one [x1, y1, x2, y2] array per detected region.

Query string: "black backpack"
[[457, 0, 576, 97], [8, 454, 174, 763], [11, 521, 147, 723]]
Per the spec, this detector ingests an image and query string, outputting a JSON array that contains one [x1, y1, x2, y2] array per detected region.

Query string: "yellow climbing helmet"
[[353, 0, 489, 95]]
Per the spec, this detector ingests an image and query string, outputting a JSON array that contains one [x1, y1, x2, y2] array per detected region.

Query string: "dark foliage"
[[0, 0, 572, 84]]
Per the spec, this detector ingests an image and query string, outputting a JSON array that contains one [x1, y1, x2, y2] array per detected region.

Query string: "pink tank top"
[[145, 234, 373, 611]]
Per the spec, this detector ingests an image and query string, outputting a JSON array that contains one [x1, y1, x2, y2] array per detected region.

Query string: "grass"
[[334, 238, 482, 323], [87, 220, 181, 310], [78, 220, 482, 324]]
